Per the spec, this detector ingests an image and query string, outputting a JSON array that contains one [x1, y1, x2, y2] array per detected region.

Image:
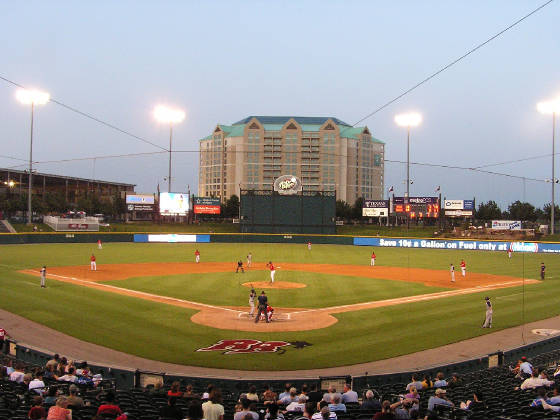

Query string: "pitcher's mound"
[[242, 281, 306, 289]]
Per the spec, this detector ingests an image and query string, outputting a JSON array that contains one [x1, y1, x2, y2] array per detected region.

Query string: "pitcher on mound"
[[266, 261, 276, 283]]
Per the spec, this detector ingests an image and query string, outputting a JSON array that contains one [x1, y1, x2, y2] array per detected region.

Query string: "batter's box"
[[239, 312, 291, 322]]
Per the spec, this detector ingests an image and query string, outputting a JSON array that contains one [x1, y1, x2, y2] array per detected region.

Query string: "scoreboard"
[[393, 197, 439, 218]]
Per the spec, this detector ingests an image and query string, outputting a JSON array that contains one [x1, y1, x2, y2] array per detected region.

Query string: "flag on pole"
[[388, 186, 394, 193], [435, 185, 440, 192]]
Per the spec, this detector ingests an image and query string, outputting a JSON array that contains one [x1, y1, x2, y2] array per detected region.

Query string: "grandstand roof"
[[233, 115, 352, 126]]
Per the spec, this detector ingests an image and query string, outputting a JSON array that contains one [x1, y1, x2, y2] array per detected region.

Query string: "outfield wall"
[[1, 232, 560, 253]]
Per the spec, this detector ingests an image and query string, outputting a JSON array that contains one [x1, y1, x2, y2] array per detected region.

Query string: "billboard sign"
[[492, 220, 521, 230], [443, 199, 474, 210], [445, 210, 473, 217], [126, 194, 155, 212], [274, 175, 302, 195], [363, 200, 389, 217], [193, 197, 221, 215], [159, 193, 189, 215], [394, 197, 439, 205]]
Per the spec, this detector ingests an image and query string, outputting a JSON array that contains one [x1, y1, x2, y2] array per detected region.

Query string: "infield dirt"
[[22, 262, 538, 332]]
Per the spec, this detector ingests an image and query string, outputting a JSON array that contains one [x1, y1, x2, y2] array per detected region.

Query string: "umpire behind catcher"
[[255, 291, 269, 323]]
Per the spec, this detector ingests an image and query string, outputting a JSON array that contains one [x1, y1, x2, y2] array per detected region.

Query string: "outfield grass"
[[0, 242, 558, 370]]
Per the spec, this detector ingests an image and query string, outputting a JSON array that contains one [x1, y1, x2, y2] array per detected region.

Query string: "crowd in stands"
[[3, 349, 560, 419]]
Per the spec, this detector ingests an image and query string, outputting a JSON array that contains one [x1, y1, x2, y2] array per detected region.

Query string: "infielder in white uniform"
[[482, 297, 493, 328], [450, 263, 455, 282], [247, 252, 252, 268], [40, 266, 46, 288], [249, 289, 256, 316]]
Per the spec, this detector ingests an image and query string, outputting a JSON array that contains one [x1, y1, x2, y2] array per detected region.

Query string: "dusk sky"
[[1, 1, 559, 209]]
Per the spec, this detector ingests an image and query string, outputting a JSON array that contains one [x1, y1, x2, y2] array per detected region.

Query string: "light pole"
[[538, 98, 560, 235], [16, 88, 50, 225], [154, 105, 186, 193], [395, 112, 422, 228]]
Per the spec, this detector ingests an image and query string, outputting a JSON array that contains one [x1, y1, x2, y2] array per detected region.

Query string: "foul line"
[[25, 270, 539, 319], [27, 271, 242, 314]]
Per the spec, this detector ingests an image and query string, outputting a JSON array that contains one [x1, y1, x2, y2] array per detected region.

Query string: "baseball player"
[[541, 262, 546, 280], [266, 261, 276, 283], [307, 241, 312, 251], [194, 249, 200, 264], [508, 243, 513, 259], [255, 291, 269, 323], [249, 289, 256, 316], [450, 263, 455, 282], [40, 266, 47, 288], [236, 260, 244, 273], [460, 259, 466, 277], [370, 251, 376, 266], [247, 252, 252, 268], [90, 254, 97, 271], [482, 296, 493, 328], [261, 305, 274, 322], [97, 239, 103, 250]]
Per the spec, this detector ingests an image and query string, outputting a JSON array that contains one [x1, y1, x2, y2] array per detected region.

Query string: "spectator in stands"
[[264, 403, 284, 420], [75, 361, 90, 377], [307, 383, 322, 404], [287, 395, 307, 412], [421, 374, 433, 389], [279, 383, 292, 400], [149, 381, 167, 398], [29, 370, 46, 395], [299, 384, 309, 401], [202, 388, 224, 420], [160, 396, 184, 420], [57, 367, 77, 383], [433, 372, 448, 388], [184, 384, 199, 399], [447, 373, 463, 388], [246, 385, 259, 402], [460, 390, 486, 412], [47, 396, 71, 420], [167, 381, 183, 398], [390, 398, 417, 420], [548, 386, 560, 404], [328, 395, 346, 413], [46, 354, 59, 371], [427, 388, 454, 413], [373, 400, 395, 420], [28, 395, 47, 420], [518, 357, 534, 378], [530, 388, 548, 407], [234, 398, 259, 420], [44, 364, 58, 381], [262, 384, 278, 405], [406, 374, 423, 392], [66, 384, 84, 408], [519, 370, 554, 390], [510, 358, 523, 375], [96, 391, 124, 419], [341, 383, 358, 404], [4, 358, 14, 375], [202, 384, 214, 400], [361, 390, 381, 411], [44, 387, 59, 405], [315, 401, 336, 419], [279, 387, 299, 405], [322, 386, 341, 404], [404, 387, 421, 413], [57, 357, 68, 376], [185, 401, 204, 420], [24, 372, 33, 387], [9, 362, 25, 383]]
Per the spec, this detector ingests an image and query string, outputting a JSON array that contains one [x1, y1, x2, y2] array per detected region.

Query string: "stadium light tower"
[[154, 105, 186, 192], [538, 97, 560, 234], [16, 88, 50, 225], [395, 112, 422, 199]]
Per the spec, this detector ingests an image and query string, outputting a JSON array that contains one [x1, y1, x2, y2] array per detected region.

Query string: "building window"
[[374, 154, 382, 167]]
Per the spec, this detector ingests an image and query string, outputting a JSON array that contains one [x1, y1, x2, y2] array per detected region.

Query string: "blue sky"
[[1, 1, 559, 208]]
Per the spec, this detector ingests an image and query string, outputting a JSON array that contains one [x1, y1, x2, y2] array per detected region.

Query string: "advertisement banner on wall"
[[362, 200, 389, 217], [159, 193, 189, 216], [445, 210, 473, 217], [353, 237, 551, 253], [491, 220, 521, 230], [126, 194, 155, 211], [443, 199, 475, 210], [193, 197, 221, 214], [394, 197, 439, 205]]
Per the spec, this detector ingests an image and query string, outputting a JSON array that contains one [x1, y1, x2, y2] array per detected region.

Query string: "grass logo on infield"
[[197, 339, 312, 354]]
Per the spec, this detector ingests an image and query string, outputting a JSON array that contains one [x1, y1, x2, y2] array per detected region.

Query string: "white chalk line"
[[25, 270, 539, 320], [26, 270, 242, 314]]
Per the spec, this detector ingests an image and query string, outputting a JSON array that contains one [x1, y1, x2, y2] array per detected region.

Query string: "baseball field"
[[1, 241, 559, 371]]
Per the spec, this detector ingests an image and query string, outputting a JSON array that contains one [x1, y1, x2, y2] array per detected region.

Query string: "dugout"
[[240, 189, 336, 234]]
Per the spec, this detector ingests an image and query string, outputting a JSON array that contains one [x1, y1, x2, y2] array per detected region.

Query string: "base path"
[[21, 262, 538, 332]]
